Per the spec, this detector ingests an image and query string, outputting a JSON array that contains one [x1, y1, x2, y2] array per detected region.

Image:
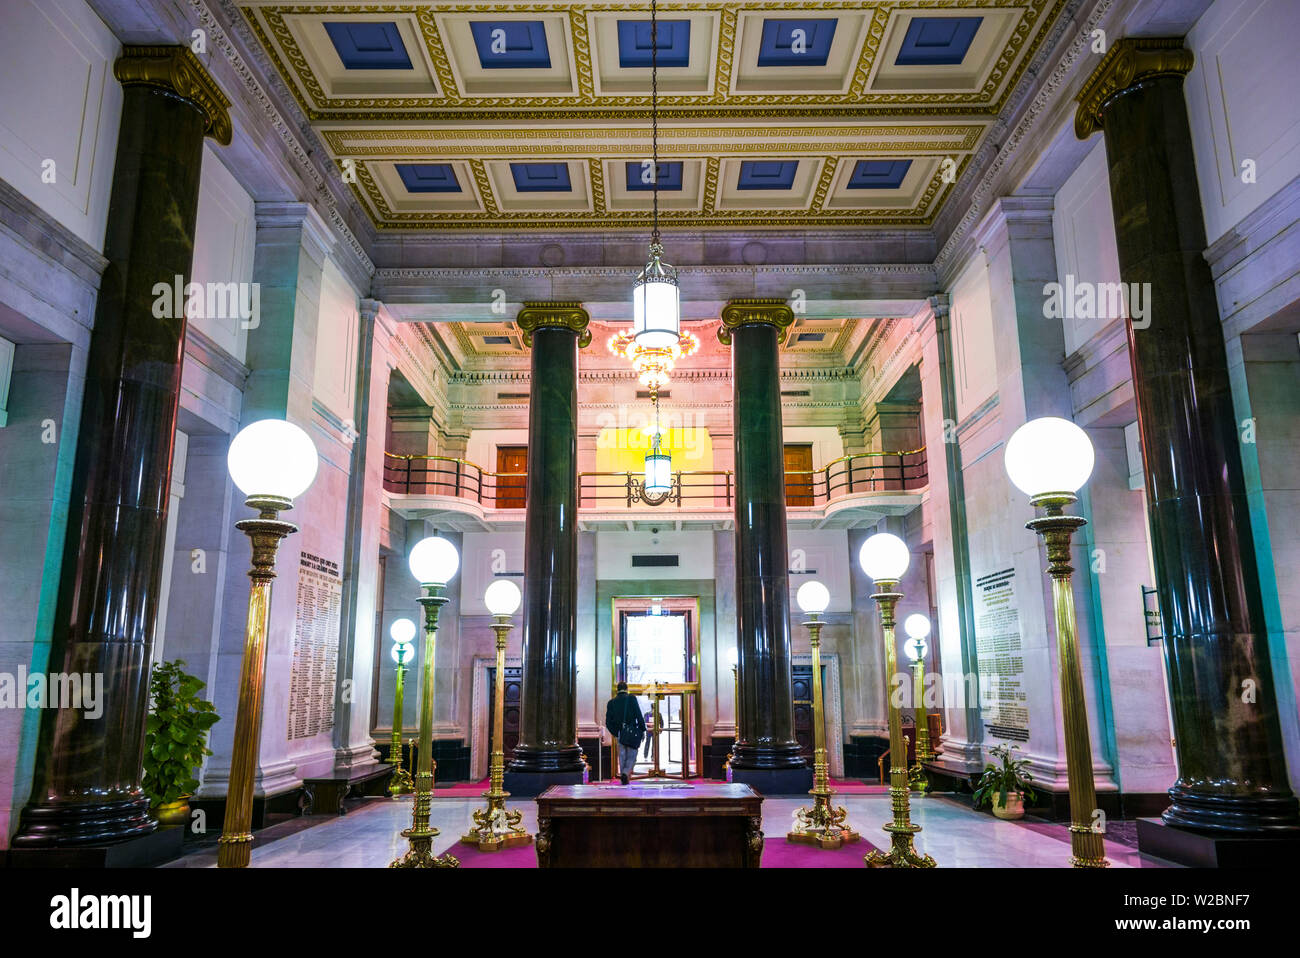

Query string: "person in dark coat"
[[604, 682, 646, 785]]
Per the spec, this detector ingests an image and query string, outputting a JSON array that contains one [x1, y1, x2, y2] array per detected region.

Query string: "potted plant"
[[143, 659, 220, 827], [973, 743, 1037, 820]]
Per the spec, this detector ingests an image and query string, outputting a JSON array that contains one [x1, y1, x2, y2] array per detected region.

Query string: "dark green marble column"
[[503, 302, 590, 797], [721, 299, 811, 795], [1076, 38, 1300, 835], [13, 47, 231, 850]]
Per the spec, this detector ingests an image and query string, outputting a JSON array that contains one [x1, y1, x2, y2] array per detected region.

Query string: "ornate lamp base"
[[909, 764, 930, 795], [864, 822, 937, 869], [461, 795, 533, 852], [390, 827, 460, 869], [787, 789, 860, 850]]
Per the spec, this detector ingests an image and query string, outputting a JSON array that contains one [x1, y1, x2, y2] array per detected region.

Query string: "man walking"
[[604, 682, 645, 785]]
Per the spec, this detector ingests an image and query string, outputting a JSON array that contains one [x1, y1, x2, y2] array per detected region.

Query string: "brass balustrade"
[[383, 448, 926, 509]]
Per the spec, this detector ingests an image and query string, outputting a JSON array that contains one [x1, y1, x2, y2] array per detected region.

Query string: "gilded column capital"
[[717, 298, 795, 346], [114, 45, 233, 145], [516, 301, 591, 348], [1074, 37, 1193, 139]]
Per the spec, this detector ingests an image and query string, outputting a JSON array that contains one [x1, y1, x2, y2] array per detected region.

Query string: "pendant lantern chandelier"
[[608, 0, 697, 392], [632, 0, 681, 349], [644, 393, 672, 497]]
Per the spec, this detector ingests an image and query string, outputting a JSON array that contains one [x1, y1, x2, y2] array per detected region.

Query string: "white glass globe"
[[391, 643, 414, 665], [903, 613, 932, 641], [389, 618, 416, 645], [484, 579, 522, 617], [408, 536, 459, 585], [726, 646, 738, 667], [859, 533, 910, 582], [904, 637, 929, 662], [1004, 416, 1095, 497], [796, 580, 831, 614], [227, 419, 319, 500]]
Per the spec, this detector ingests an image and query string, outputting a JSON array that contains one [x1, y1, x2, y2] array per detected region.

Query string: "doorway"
[[613, 598, 703, 779], [496, 445, 527, 508], [784, 443, 814, 505]]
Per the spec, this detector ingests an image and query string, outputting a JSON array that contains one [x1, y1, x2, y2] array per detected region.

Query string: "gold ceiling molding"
[[114, 45, 234, 144], [240, 0, 1063, 118], [350, 155, 961, 229], [1073, 37, 1194, 138]]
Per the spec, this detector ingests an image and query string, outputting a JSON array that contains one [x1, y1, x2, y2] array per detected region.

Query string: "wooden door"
[[487, 665, 523, 761], [784, 443, 814, 506], [496, 445, 527, 509], [792, 664, 815, 764]]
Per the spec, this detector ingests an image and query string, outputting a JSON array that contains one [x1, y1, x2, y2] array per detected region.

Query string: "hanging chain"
[[650, 0, 660, 246]]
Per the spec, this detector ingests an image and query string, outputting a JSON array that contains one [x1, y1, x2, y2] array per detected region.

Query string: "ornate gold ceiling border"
[[240, 0, 1063, 120]]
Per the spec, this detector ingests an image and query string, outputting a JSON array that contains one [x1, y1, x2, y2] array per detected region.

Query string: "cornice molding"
[[934, 0, 1116, 277], [191, 0, 375, 281], [1074, 37, 1194, 138]]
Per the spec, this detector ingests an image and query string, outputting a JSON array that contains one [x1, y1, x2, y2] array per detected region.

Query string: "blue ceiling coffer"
[[625, 161, 684, 191], [511, 163, 573, 192], [737, 160, 799, 190], [470, 21, 551, 69], [894, 16, 983, 66], [617, 20, 692, 68], [324, 21, 413, 70], [757, 19, 838, 67], [395, 163, 461, 193], [847, 159, 913, 190]]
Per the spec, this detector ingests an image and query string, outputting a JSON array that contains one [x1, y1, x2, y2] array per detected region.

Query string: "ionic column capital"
[[1074, 37, 1193, 139], [516, 301, 591, 348], [718, 298, 794, 346], [114, 45, 232, 145]]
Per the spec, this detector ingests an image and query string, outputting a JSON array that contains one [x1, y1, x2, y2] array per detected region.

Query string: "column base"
[[1136, 817, 1300, 867], [11, 796, 156, 847], [501, 768, 583, 797], [1162, 785, 1300, 833], [2, 824, 182, 868], [732, 766, 814, 796]]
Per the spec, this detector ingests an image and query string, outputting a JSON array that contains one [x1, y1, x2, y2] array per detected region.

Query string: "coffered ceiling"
[[239, 1, 1068, 231]]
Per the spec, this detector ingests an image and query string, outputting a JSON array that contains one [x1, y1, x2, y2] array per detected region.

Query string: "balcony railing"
[[384, 448, 926, 510]]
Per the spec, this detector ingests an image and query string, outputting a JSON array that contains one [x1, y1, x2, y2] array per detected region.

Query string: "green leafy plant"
[[972, 743, 1037, 809], [143, 660, 220, 808]]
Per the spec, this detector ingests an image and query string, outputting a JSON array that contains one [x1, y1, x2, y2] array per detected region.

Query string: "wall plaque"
[[973, 567, 1029, 742], [288, 551, 341, 741]]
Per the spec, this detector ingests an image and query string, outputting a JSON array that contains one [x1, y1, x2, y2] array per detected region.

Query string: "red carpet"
[[450, 835, 880, 868]]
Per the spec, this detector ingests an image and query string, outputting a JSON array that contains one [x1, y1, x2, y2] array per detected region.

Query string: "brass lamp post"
[[218, 419, 319, 869], [903, 614, 935, 762], [860, 532, 936, 868], [387, 618, 416, 796], [463, 579, 532, 851], [1005, 416, 1108, 868], [391, 536, 461, 869], [788, 580, 859, 849], [726, 645, 739, 779]]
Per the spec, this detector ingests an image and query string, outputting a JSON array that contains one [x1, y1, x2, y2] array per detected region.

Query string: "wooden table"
[[535, 783, 763, 867]]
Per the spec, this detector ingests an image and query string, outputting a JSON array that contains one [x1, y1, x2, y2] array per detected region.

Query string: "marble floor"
[[164, 791, 1176, 868]]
